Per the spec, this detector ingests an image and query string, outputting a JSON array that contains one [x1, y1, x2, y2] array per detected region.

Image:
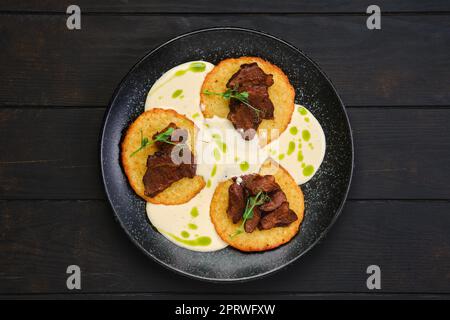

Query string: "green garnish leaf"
[[204, 87, 262, 117], [230, 191, 270, 238], [239, 91, 249, 99], [130, 127, 177, 157], [154, 127, 176, 145]]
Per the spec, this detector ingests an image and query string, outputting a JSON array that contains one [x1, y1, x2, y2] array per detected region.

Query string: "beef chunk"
[[143, 151, 196, 197], [227, 63, 274, 89], [227, 103, 260, 140], [259, 202, 298, 230], [227, 182, 246, 224], [142, 126, 196, 198], [245, 85, 274, 119], [241, 174, 280, 195], [226, 63, 274, 138], [229, 173, 298, 233], [244, 206, 261, 233], [260, 190, 287, 212]]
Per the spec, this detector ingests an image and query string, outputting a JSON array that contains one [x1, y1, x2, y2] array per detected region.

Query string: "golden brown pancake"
[[210, 160, 304, 252], [200, 57, 295, 146], [121, 108, 205, 204]]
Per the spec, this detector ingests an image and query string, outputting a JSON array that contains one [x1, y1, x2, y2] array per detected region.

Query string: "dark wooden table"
[[1, 1, 450, 299]]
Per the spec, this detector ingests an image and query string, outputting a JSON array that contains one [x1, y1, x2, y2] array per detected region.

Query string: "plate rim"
[[100, 26, 355, 283]]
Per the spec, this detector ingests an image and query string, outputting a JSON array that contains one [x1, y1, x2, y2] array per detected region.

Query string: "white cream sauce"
[[144, 61, 228, 252], [143, 61, 325, 252], [263, 105, 326, 184], [145, 60, 214, 126]]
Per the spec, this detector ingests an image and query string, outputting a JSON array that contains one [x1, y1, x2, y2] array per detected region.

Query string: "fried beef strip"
[[227, 181, 247, 223], [227, 103, 260, 140], [244, 85, 274, 119], [241, 174, 280, 195], [244, 206, 261, 233], [259, 202, 298, 230], [143, 124, 196, 198], [260, 202, 298, 230], [226, 63, 275, 139], [226, 173, 298, 233], [259, 189, 287, 212], [227, 63, 274, 89]]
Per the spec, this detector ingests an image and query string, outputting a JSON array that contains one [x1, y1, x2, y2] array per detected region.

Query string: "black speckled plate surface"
[[100, 27, 353, 282]]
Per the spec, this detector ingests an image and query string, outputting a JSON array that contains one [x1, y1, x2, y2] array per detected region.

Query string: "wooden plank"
[[1, 1, 449, 13], [0, 15, 449, 107], [1, 108, 449, 200], [0, 108, 103, 199], [1, 293, 449, 300], [348, 107, 450, 200], [1, 199, 449, 294]]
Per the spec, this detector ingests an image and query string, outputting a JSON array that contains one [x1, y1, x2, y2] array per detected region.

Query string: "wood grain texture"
[[1, 15, 449, 107], [1, 108, 449, 200], [1, 199, 449, 294], [2, 293, 450, 300], [0, 1, 449, 13]]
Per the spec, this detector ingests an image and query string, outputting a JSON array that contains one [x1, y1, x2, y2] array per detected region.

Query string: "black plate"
[[100, 27, 353, 282]]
